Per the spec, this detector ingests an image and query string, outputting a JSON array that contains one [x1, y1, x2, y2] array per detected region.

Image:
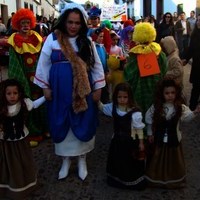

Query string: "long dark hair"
[[53, 8, 95, 69], [152, 77, 185, 132], [112, 82, 137, 109], [162, 12, 174, 25], [0, 79, 28, 123]]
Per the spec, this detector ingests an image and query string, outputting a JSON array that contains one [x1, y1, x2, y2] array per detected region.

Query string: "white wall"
[[133, 0, 143, 17], [0, 0, 16, 17], [164, 0, 196, 17]]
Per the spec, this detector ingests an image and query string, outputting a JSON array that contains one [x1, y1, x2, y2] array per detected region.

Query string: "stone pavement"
[[1, 65, 200, 200]]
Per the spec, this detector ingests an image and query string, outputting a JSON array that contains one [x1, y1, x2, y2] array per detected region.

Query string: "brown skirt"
[[145, 143, 186, 189], [0, 138, 38, 200]]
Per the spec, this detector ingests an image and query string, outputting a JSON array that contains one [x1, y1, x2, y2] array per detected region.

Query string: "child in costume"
[[0, 79, 45, 199], [87, 6, 101, 38], [99, 82, 146, 190], [7, 8, 48, 146], [110, 30, 123, 57], [145, 77, 200, 188], [107, 55, 126, 95], [124, 22, 168, 116], [93, 27, 109, 103], [160, 36, 184, 86], [119, 25, 134, 58]]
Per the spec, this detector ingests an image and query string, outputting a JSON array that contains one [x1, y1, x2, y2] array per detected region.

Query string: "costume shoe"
[[78, 155, 88, 180], [58, 157, 71, 180]]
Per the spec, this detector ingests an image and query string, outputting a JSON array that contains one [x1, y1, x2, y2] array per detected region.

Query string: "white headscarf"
[[59, 1, 88, 24]]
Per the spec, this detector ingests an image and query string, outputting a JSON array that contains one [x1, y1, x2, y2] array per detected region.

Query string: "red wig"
[[123, 19, 134, 28], [12, 8, 36, 31]]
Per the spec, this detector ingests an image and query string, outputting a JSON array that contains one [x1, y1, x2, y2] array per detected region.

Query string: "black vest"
[[3, 107, 25, 140], [154, 115, 179, 147], [112, 105, 139, 138]]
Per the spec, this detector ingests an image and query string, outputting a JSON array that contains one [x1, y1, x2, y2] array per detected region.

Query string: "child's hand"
[[92, 89, 102, 102], [43, 88, 52, 101]]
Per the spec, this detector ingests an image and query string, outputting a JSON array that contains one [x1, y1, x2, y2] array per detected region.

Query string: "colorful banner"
[[101, 3, 127, 21]]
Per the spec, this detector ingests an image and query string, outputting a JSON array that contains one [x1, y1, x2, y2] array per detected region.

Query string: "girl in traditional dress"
[[98, 82, 146, 189], [0, 79, 45, 199], [145, 77, 200, 188]]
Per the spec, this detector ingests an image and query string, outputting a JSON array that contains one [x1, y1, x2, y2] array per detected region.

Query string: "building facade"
[[0, 0, 59, 25], [0, 0, 199, 25], [126, 0, 198, 20]]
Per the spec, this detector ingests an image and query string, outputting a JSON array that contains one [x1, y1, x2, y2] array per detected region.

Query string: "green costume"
[[124, 51, 167, 116]]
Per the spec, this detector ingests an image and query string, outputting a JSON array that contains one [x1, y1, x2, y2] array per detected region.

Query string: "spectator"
[[187, 10, 196, 35], [183, 14, 200, 110], [175, 11, 191, 58], [156, 12, 175, 43], [6, 12, 15, 33], [0, 17, 6, 34]]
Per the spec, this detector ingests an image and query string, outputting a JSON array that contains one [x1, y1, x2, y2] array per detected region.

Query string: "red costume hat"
[[12, 8, 36, 31]]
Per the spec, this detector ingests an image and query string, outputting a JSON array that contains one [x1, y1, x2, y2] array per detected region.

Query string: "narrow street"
[[1, 64, 200, 200]]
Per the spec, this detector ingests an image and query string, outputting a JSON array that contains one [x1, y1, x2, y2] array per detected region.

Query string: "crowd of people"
[[0, 2, 200, 199]]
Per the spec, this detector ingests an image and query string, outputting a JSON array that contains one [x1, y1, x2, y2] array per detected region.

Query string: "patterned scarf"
[[55, 30, 91, 113]]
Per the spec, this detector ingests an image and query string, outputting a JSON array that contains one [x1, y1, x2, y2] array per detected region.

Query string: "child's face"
[[96, 32, 104, 44], [6, 86, 20, 105], [117, 91, 128, 107], [111, 36, 119, 45], [163, 86, 176, 103]]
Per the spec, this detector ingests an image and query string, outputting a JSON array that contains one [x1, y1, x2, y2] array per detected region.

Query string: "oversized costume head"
[[132, 22, 156, 44], [12, 8, 36, 31]]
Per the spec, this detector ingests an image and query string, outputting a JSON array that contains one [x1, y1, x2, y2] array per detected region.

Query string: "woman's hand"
[[92, 89, 102, 102], [43, 88, 52, 101]]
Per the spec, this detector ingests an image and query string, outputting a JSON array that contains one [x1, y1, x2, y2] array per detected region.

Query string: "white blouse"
[[34, 33, 105, 90], [99, 102, 145, 139], [145, 103, 195, 139], [0, 97, 45, 140]]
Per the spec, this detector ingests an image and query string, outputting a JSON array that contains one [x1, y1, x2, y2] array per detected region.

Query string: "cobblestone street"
[[1, 64, 200, 200]]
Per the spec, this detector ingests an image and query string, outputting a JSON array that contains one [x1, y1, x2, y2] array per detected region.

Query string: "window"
[[30, 4, 33, 11], [24, 2, 28, 8]]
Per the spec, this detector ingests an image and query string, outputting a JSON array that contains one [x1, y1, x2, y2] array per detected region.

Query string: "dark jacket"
[[185, 25, 200, 84], [175, 20, 191, 37]]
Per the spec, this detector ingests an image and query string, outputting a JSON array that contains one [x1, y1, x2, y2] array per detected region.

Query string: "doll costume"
[[0, 97, 45, 199], [99, 102, 146, 189]]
